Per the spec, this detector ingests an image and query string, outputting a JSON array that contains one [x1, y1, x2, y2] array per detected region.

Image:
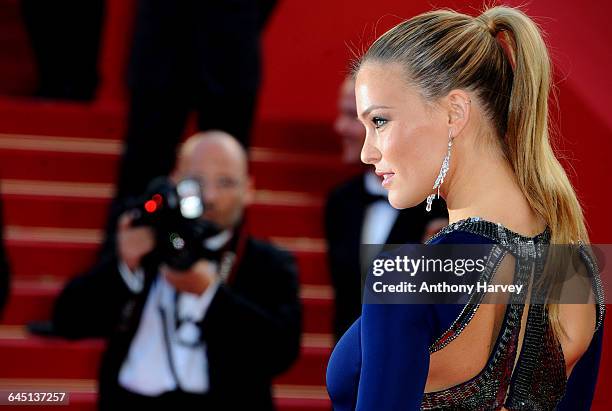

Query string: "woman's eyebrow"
[[359, 105, 391, 119]]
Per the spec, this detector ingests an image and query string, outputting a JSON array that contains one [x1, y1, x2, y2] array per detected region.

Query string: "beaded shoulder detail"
[[424, 216, 551, 247], [424, 217, 546, 354], [421, 217, 606, 410], [425, 217, 605, 332]]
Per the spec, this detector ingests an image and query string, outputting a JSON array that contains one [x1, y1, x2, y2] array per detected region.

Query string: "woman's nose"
[[360, 134, 381, 165]]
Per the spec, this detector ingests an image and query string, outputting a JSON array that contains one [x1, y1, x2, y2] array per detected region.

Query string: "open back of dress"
[[421, 217, 605, 411]]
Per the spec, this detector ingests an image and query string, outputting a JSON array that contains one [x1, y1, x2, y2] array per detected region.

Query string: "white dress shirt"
[[360, 171, 399, 270], [117, 230, 231, 395], [361, 170, 398, 245]]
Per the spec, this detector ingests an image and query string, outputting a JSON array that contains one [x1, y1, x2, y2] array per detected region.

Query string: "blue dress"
[[326, 217, 606, 410]]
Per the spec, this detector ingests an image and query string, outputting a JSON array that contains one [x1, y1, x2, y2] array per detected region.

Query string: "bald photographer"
[[50, 131, 302, 410]]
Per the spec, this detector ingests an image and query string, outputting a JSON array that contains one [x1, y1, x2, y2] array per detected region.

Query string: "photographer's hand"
[[117, 210, 155, 272], [161, 259, 219, 295]]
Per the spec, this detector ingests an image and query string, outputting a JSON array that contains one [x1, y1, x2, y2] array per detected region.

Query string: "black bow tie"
[[363, 191, 387, 205]]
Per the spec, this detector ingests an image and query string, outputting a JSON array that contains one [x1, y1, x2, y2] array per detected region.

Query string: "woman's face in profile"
[[355, 62, 448, 209]]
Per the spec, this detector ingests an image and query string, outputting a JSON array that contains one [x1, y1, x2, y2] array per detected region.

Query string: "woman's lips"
[[375, 170, 395, 188], [381, 173, 395, 187]]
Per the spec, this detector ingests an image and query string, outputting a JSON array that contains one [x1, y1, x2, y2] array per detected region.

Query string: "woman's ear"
[[445, 89, 471, 137]]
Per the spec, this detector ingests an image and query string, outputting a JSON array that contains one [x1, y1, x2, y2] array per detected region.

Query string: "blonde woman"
[[326, 6, 605, 410]]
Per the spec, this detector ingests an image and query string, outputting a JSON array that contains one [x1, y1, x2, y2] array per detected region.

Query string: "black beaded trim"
[[426, 217, 605, 331], [425, 217, 544, 354], [422, 236, 533, 409], [504, 304, 567, 410], [425, 217, 551, 249], [420, 216, 605, 410], [428, 245, 508, 353], [578, 244, 606, 333]]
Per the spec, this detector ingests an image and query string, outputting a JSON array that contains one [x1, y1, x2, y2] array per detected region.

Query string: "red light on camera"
[[144, 200, 157, 213]]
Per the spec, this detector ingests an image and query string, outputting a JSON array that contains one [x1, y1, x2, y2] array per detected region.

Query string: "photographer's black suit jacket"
[[324, 173, 447, 341], [52, 235, 301, 411]]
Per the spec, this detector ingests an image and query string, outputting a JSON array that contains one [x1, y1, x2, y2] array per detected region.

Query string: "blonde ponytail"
[[357, 5, 591, 337], [479, 7, 588, 245]]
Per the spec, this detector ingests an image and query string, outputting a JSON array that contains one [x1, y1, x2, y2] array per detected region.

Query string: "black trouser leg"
[[20, 0, 104, 100], [196, 89, 257, 149]]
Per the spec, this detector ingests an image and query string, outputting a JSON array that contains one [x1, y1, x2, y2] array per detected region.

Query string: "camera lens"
[[177, 178, 204, 219]]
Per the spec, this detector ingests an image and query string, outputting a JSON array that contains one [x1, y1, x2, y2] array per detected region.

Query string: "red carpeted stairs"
[[0, 1, 351, 404], [1, 0, 610, 409], [0, 97, 362, 410]]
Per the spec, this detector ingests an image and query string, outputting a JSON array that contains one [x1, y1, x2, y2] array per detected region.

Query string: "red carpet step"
[[0, 140, 358, 194], [0, 326, 331, 387], [0, 98, 343, 154], [3, 279, 334, 335]]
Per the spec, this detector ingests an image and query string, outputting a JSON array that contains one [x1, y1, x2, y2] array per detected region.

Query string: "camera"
[[128, 176, 222, 270]]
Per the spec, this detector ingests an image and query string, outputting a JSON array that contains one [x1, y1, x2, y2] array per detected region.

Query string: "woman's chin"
[[387, 191, 424, 210]]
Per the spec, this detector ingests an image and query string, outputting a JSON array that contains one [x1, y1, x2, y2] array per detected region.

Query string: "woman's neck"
[[441, 145, 545, 237]]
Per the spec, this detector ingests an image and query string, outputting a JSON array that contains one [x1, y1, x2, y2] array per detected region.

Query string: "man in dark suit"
[[52, 131, 301, 410], [99, 0, 278, 264], [114, 0, 276, 203], [325, 76, 448, 342]]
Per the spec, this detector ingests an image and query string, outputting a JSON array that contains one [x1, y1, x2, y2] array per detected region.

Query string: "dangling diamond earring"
[[426, 129, 454, 212]]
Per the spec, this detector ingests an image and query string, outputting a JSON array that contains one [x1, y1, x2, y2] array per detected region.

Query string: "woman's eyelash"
[[371, 117, 388, 129]]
